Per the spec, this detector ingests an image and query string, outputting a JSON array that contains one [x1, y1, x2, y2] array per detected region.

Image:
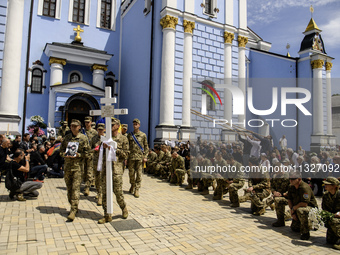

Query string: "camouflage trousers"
[[147, 162, 156, 174], [197, 173, 214, 191], [155, 164, 170, 178], [101, 160, 126, 215], [93, 157, 102, 196], [250, 189, 270, 213], [290, 206, 313, 235], [187, 169, 199, 186], [64, 168, 82, 209], [214, 179, 244, 203], [128, 159, 143, 189], [175, 169, 186, 185], [82, 154, 94, 188], [326, 218, 340, 244], [271, 196, 289, 220]]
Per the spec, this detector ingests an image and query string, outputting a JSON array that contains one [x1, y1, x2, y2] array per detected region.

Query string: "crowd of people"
[[1, 121, 340, 250]]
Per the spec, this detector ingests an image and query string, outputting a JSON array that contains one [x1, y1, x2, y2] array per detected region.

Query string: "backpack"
[[5, 162, 22, 191]]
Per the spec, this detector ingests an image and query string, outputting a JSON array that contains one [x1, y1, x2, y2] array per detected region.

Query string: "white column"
[[239, 0, 247, 30], [159, 15, 178, 126], [182, 20, 194, 127], [225, 0, 233, 25], [312, 59, 324, 135], [0, 0, 25, 117], [224, 32, 234, 122], [92, 64, 107, 90], [238, 36, 247, 123], [48, 58, 66, 126], [326, 62, 333, 135]]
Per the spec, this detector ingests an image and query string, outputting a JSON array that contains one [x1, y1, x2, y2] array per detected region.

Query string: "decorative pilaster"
[[160, 15, 178, 29], [238, 36, 248, 124], [183, 20, 195, 34], [326, 62, 333, 135], [92, 64, 107, 90], [0, 0, 25, 133], [48, 57, 66, 127], [311, 59, 324, 135], [224, 32, 234, 44]]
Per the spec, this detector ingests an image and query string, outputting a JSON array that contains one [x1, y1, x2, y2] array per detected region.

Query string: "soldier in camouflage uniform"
[[59, 119, 90, 221], [155, 145, 172, 179], [212, 151, 228, 200], [170, 150, 186, 185], [269, 159, 291, 227], [127, 119, 148, 198], [185, 153, 199, 189], [146, 148, 157, 173], [149, 146, 164, 175], [196, 156, 214, 195], [121, 124, 128, 137], [98, 118, 129, 224], [57, 121, 70, 137], [91, 123, 105, 206], [82, 116, 98, 196], [285, 171, 318, 240], [244, 157, 271, 216], [322, 177, 340, 249]]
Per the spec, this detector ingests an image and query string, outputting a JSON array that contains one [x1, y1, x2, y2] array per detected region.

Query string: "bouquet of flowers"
[[309, 207, 334, 229], [27, 115, 47, 136]]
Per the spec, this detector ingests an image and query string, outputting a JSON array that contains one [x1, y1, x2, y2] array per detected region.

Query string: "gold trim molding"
[[92, 64, 108, 72], [224, 32, 234, 44], [311, 59, 324, 69], [49, 57, 66, 66], [160, 15, 178, 30], [183, 20, 195, 34], [325, 62, 333, 71], [238, 36, 248, 48]]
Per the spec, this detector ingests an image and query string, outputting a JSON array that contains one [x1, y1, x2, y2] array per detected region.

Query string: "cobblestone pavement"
[[0, 171, 339, 255]]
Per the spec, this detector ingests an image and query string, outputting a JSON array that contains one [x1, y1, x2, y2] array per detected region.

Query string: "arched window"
[[31, 69, 43, 93], [202, 80, 216, 111], [73, 0, 85, 23], [70, 72, 80, 82], [101, 0, 112, 29], [43, 0, 56, 17]]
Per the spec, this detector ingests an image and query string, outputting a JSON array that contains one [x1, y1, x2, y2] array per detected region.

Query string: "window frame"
[[202, 80, 216, 112], [202, 0, 218, 18], [68, 71, 83, 83], [69, 0, 90, 25], [38, 0, 61, 19], [28, 63, 46, 94], [96, 0, 116, 30]]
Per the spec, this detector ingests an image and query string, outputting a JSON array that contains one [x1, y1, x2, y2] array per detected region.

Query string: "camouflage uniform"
[[155, 150, 171, 178], [197, 158, 214, 193], [170, 155, 186, 185], [149, 150, 164, 175], [60, 132, 90, 212], [187, 156, 199, 188], [287, 181, 318, 235], [127, 129, 148, 191], [248, 168, 271, 214], [213, 158, 228, 199], [267, 172, 290, 221], [101, 133, 129, 216], [91, 133, 102, 200], [146, 150, 157, 173], [322, 190, 340, 244], [58, 125, 70, 137], [83, 127, 98, 191]]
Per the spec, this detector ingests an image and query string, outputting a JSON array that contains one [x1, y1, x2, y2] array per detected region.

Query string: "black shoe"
[[9, 191, 15, 199], [272, 220, 285, 227], [300, 233, 310, 240]]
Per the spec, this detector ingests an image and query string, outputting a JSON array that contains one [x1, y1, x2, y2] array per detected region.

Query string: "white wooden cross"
[[90, 86, 128, 215]]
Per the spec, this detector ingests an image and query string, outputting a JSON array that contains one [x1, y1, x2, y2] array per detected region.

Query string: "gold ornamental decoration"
[[238, 36, 248, 48], [183, 20, 195, 34], [73, 25, 84, 42], [160, 15, 178, 30], [92, 64, 108, 72], [49, 57, 66, 66], [311, 59, 324, 69], [224, 32, 234, 44], [325, 62, 333, 71]]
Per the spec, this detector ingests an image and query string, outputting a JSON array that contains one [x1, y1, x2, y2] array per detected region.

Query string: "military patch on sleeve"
[[303, 193, 309, 199]]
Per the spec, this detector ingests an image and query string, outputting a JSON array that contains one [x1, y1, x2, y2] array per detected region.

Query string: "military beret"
[[133, 118, 140, 124], [122, 124, 128, 129], [97, 123, 105, 130], [323, 176, 340, 186], [70, 119, 81, 126], [84, 116, 92, 122], [111, 117, 121, 125]]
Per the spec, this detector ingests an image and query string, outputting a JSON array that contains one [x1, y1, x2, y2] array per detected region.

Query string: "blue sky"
[[247, 0, 340, 94]]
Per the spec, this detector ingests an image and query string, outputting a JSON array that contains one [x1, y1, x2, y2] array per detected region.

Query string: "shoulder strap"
[[130, 132, 144, 153]]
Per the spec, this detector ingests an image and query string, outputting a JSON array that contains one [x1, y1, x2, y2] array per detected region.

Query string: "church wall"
[[118, 0, 152, 136], [0, 1, 7, 87]]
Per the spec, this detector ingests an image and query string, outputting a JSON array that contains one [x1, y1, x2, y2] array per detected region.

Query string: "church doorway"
[[64, 93, 100, 126]]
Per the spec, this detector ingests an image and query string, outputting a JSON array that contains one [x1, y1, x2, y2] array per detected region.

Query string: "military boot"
[[67, 209, 77, 221], [129, 184, 135, 194], [83, 187, 90, 196], [17, 193, 26, 201], [201, 188, 209, 195], [134, 189, 139, 198], [122, 206, 128, 219], [300, 232, 310, 240], [97, 194, 102, 206], [212, 193, 223, 200], [253, 208, 266, 216], [185, 184, 193, 190], [98, 214, 112, 224], [272, 219, 285, 227], [230, 203, 240, 207]]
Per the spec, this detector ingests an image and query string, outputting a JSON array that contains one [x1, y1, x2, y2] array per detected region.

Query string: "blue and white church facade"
[[0, 0, 335, 152]]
